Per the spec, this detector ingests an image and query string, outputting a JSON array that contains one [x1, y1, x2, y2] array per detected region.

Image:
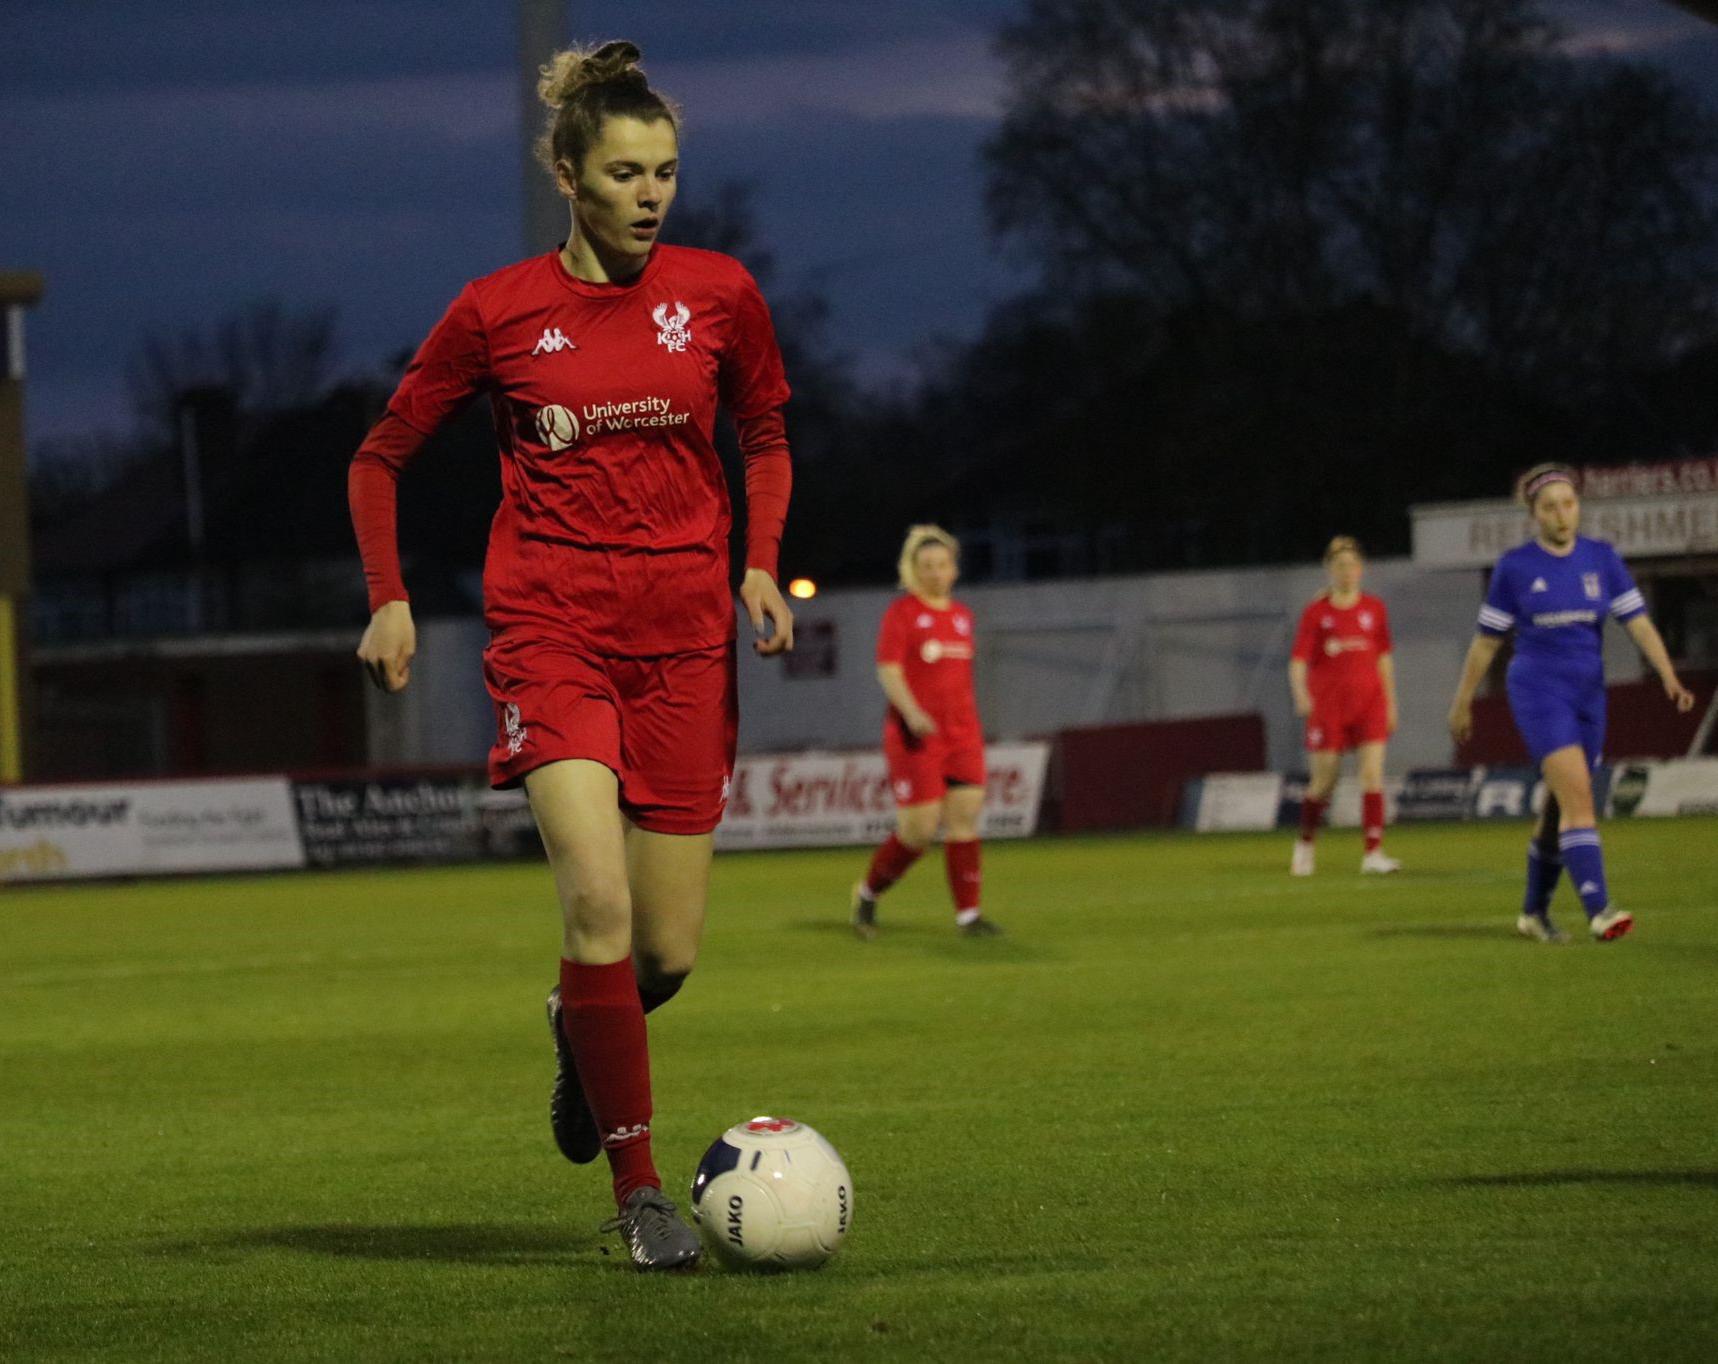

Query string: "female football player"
[[1287, 537, 1401, 875], [349, 42, 795, 1269], [850, 526, 1002, 939], [1447, 464, 1693, 943]]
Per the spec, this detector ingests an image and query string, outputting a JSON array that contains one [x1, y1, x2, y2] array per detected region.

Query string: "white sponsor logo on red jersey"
[[921, 639, 975, 663], [534, 405, 579, 451], [531, 326, 576, 355], [653, 301, 693, 352]]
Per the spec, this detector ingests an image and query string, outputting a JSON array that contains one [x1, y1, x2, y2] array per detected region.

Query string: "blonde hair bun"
[[897, 524, 960, 593], [537, 40, 645, 108]]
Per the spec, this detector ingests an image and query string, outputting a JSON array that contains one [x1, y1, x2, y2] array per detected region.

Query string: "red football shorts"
[[883, 722, 986, 807], [1305, 690, 1390, 753], [484, 635, 737, 836]]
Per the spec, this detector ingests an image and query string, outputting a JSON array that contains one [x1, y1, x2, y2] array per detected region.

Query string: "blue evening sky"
[[4, 1, 1715, 447]]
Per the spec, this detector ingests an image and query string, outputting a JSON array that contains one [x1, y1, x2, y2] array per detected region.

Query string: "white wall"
[[375, 557, 1648, 774]]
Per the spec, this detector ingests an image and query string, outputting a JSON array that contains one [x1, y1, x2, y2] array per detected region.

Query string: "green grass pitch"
[[3, 819, 1716, 1362]]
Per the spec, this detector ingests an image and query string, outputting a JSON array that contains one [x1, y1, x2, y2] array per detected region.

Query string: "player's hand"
[[1292, 693, 1312, 718], [1387, 703, 1399, 736], [1664, 675, 1696, 712], [357, 600, 416, 693], [904, 708, 938, 738], [741, 568, 794, 656], [1447, 699, 1473, 744]]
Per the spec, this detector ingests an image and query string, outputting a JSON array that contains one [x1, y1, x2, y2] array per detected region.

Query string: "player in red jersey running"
[[850, 526, 1002, 939], [348, 43, 795, 1270], [1287, 537, 1401, 876]]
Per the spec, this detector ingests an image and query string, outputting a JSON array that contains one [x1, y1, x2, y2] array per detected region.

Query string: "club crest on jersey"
[[653, 301, 693, 352], [1358, 610, 1373, 630], [954, 615, 971, 636], [1582, 573, 1601, 599], [534, 404, 579, 451], [531, 326, 575, 355], [503, 703, 528, 757]]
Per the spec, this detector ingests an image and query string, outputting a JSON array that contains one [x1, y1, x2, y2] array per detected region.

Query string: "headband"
[[1524, 470, 1575, 505]]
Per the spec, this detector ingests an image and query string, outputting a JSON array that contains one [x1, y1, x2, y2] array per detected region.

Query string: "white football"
[[689, 1117, 853, 1270]]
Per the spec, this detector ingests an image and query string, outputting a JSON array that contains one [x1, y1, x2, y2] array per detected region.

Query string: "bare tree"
[[985, 0, 1718, 381], [126, 298, 339, 438]]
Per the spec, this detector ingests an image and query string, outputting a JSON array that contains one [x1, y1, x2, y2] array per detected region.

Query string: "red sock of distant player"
[[863, 833, 922, 897], [1362, 791, 1385, 853], [559, 958, 659, 1208], [1299, 796, 1328, 843], [945, 839, 982, 924]]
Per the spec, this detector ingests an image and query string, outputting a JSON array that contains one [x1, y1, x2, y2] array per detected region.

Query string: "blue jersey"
[[1477, 535, 1645, 685]]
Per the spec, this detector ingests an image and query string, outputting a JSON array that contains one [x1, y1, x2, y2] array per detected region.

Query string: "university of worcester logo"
[[653, 301, 693, 352], [534, 405, 580, 451]]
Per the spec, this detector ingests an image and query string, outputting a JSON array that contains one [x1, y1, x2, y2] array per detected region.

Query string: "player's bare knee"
[[563, 874, 631, 937], [897, 809, 939, 849]]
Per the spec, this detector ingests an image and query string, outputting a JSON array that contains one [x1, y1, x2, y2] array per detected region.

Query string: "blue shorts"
[[1506, 672, 1605, 767]]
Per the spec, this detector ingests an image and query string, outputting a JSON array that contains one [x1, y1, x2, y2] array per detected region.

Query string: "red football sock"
[[1299, 796, 1328, 842], [560, 958, 659, 1208], [863, 833, 923, 897], [1363, 791, 1385, 853], [945, 839, 982, 921]]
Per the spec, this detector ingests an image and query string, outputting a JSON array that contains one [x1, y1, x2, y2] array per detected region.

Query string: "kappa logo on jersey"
[[1583, 573, 1601, 599], [530, 326, 576, 355], [1530, 577, 1549, 593], [534, 404, 580, 451], [1321, 616, 1335, 629], [503, 703, 528, 757], [653, 301, 693, 352]]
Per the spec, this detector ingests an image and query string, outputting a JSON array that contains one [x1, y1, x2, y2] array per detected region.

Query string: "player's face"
[[1326, 551, 1362, 595], [914, 545, 958, 599], [561, 116, 679, 268], [1532, 482, 1580, 546]]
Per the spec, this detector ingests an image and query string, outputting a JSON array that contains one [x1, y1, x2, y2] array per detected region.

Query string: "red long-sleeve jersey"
[[349, 245, 791, 655]]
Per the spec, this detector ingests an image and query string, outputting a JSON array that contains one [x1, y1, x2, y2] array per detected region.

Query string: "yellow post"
[[1, 270, 46, 784], [0, 594, 18, 782]]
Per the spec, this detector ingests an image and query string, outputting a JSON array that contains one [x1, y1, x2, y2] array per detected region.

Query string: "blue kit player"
[[1447, 464, 1694, 944]]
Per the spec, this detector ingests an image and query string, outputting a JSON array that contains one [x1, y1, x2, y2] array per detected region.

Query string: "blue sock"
[[1523, 844, 1563, 917], [1557, 828, 1609, 919]]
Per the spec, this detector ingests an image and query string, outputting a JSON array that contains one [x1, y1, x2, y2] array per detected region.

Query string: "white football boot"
[[1360, 850, 1402, 874], [1589, 906, 1634, 942], [1516, 913, 1569, 944], [1290, 840, 1316, 876]]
